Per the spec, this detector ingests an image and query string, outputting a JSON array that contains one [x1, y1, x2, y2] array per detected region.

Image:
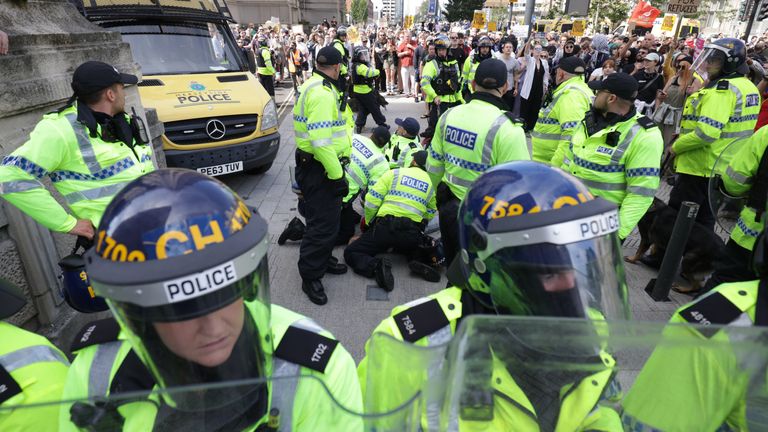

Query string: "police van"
[[75, 0, 279, 176]]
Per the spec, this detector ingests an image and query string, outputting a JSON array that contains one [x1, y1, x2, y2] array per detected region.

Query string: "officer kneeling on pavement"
[[0, 279, 69, 431], [58, 169, 361, 431], [385, 117, 421, 168], [344, 151, 441, 292], [556, 72, 663, 242], [426, 58, 530, 266], [358, 161, 630, 430], [351, 46, 388, 133], [278, 127, 392, 247], [622, 193, 768, 431], [293, 46, 353, 305]]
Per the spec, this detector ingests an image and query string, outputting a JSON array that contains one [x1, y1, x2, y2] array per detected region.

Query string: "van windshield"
[[108, 22, 243, 75]]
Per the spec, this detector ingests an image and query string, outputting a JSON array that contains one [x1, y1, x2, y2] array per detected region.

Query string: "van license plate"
[[197, 161, 243, 176]]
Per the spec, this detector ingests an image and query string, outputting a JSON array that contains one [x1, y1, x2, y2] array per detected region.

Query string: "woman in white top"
[[518, 32, 549, 132]]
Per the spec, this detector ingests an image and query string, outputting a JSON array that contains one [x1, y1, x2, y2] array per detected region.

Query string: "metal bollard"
[[644, 201, 700, 301]]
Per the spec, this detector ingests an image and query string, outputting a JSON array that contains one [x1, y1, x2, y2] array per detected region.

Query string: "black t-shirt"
[[449, 47, 467, 69], [634, 71, 664, 103]]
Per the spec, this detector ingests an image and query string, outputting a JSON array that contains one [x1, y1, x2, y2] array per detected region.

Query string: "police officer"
[[0, 61, 154, 244], [255, 36, 276, 97], [293, 46, 352, 305], [385, 117, 421, 168], [344, 151, 439, 291], [420, 36, 463, 140], [532, 56, 593, 164], [703, 124, 768, 292], [358, 162, 630, 430], [669, 38, 759, 231], [58, 169, 362, 431], [622, 199, 768, 430], [0, 279, 69, 431], [351, 46, 388, 133], [426, 58, 529, 265], [461, 36, 494, 100], [333, 26, 351, 86], [558, 72, 663, 241]]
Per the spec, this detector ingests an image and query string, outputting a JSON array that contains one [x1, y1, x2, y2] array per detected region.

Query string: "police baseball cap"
[[588, 72, 638, 101], [71, 61, 139, 97], [316, 46, 343, 66], [558, 56, 586, 74], [412, 150, 428, 168], [371, 126, 392, 143], [474, 58, 507, 89], [0, 278, 26, 319], [395, 117, 421, 136]]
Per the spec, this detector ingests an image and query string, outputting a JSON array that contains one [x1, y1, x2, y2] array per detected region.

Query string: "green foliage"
[[351, 0, 368, 24], [444, 0, 485, 22], [588, 0, 630, 26]]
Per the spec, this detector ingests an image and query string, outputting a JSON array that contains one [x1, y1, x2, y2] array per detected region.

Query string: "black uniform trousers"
[[668, 173, 715, 230], [344, 215, 430, 277], [258, 74, 275, 97], [337, 204, 362, 245], [295, 150, 343, 281], [702, 239, 757, 293], [353, 91, 387, 128], [436, 183, 461, 268], [425, 100, 461, 138]]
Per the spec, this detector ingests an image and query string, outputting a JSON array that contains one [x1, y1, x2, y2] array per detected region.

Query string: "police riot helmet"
[[337, 26, 348, 38], [257, 36, 268, 47], [456, 161, 629, 320], [59, 252, 109, 313], [353, 45, 370, 63], [691, 38, 748, 82], [85, 169, 271, 412], [434, 36, 449, 58], [476, 36, 493, 61]]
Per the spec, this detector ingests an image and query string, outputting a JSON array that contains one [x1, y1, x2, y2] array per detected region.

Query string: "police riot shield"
[[709, 138, 749, 234], [441, 315, 768, 431], [1, 374, 423, 431]]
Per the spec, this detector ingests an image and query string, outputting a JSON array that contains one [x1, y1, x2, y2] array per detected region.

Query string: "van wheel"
[[247, 162, 273, 175]]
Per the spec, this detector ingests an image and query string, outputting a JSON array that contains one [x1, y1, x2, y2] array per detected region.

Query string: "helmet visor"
[[691, 46, 726, 82], [483, 235, 629, 320]]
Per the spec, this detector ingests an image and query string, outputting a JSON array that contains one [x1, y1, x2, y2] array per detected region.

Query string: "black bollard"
[[645, 201, 700, 301]]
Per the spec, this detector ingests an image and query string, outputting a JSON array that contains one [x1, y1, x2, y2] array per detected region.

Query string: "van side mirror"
[[246, 50, 257, 74]]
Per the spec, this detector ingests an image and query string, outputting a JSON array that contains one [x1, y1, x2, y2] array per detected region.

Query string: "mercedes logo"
[[206, 119, 226, 140]]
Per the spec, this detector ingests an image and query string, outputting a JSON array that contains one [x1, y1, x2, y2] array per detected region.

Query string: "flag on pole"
[[629, 1, 661, 28]]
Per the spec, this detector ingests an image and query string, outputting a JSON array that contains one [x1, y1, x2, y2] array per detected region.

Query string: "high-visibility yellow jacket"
[[534, 75, 593, 164], [364, 167, 436, 225]]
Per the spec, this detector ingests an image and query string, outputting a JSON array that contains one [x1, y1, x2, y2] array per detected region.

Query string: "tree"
[[444, 0, 485, 22], [588, 0, 631, 28], [351, 0, 368, 24], [415, 0, 431, 22]]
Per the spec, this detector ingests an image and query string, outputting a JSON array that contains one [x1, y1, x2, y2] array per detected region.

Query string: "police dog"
[[625, 197, 726, 293]]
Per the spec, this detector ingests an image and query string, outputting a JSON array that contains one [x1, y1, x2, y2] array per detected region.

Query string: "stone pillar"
[[0, 0, 153, 343]]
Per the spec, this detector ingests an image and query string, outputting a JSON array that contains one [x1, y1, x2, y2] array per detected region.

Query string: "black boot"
[[355, 125, 364, 134], [408, 261, 441, 282], [374, 258, 394, 292], [302, 279, 328, 305], [326, 256, 348, 275], [278, 217, 305, 245]]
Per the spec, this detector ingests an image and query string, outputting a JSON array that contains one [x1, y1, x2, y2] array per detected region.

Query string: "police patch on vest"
[[274, 326, 339, 373], [352, 138, 373, 158], [679, 292, 743, 338], [164, 261, 237, 303], [393, 298, 450, 343], [596, 146, 613, 155], [400, 176, 429, 193], [70, 317, 122, 353], [444, 126, 478, 150], [0, 365, 22, 405], [746, 94, 760, 107]]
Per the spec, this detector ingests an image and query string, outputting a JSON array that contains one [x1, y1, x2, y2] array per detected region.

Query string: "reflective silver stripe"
[[65, 113, 101, 174], [366, 155, 387, 170], [729, 82, 744, 117], [0, 179, 43, 194], [694, 128, 717, 143], [721, 130, 753, 139], [439, 107, 455, 139], [627, 185, 657, 196], [426, 325, 452, 345], [425, 184, 436, 207], [310, 138, 333, 148], [298, 80, 324, 119], [446, 173, 474, 188], [63, 181, 130, 204], [390, 169, 400, 190], [332, 130, 348, 138], [89, 341, 121, 397], [531, 131, 562, 140], [295, 131, 309, 139], [580, 178, 626, 191], [426, 164, 444, 175], [271, 358, 300, 430], [364, 200, 379, 210], [726, 166, 752, 184], [387, 200, 424, 215], [482, 114, 509, 165], [0, 345, 68, 372], [541, 92, 564, 116], [610, 123, 642, 165], [347, 168, 365, 188]]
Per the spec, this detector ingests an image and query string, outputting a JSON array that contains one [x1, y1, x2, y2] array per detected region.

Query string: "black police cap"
[[588, 72, 638, 101], [558, 56, 586, 75], [71, 61, 139, 97], [474, 58, 508, 89], [316, 46, 343, 66]]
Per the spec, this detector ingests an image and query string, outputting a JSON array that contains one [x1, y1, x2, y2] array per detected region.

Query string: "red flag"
[[629, 1, 662, 28]]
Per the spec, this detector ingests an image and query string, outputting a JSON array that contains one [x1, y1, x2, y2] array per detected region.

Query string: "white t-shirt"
[[590, 68, 605, 81], [495, 54, 520, 88]]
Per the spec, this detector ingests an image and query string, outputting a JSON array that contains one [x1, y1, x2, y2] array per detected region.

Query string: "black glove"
[[329, 176, 349, 197]]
